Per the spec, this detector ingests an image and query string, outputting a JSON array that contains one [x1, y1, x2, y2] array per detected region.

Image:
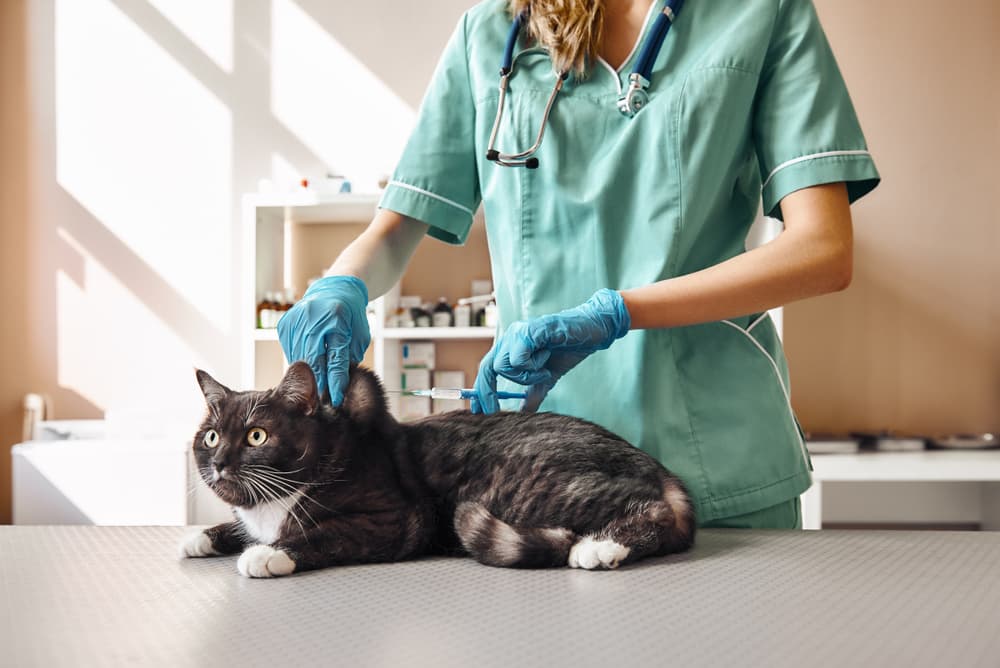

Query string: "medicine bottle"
[[432, 297, 454, 327]]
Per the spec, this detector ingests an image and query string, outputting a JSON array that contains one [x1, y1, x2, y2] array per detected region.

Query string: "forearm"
[[621, 182, 853, 330], [326, 209, 429, 298]]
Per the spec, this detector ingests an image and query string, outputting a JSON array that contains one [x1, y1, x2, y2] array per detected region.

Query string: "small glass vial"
[[412, 304, 432, 327], [454, 302, 472, 327], [484, 300, 498, 328], [432, 297, 454, 327], [258, 292, 276, 328]]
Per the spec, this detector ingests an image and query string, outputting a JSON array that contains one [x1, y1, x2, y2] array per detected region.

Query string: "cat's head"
[[192, 361, 388, 506]]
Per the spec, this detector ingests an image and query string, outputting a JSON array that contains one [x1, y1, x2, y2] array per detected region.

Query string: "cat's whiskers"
[[240, 472, 293, 522], [253, 467, 337, 535], [242, 472, 319, 535], [246, 469, 300, 495], [244, 469, 324, 531], [188, 467, 212, 496], [254, 465, 306, 476], [246, 466, 337, 515], [240, 469, 311, 538], [227, 473, 258, 507]]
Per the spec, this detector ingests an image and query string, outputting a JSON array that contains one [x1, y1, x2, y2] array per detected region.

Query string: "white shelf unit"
[[241, 192, 496, 414], [802, 451, 1000, 530], [382, 327, 495, 340]]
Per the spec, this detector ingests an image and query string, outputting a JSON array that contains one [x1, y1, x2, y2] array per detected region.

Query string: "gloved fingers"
[[324, 331, 353, 408], [294, 324, 333, 388], [521, 383, 552, 413], [276, 305, 309, 364], [309, 354, 328, 399], [349, 324, 372, 363], [494, 338, 553, 386], [504, 322, 547, 367], [494, 363, 554, 388], [520, 314, 569, 350], [472, 348, 500, 415], [545, 350, 590, 379]]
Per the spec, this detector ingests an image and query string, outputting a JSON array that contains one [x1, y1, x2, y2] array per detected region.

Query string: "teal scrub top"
[[379, 0, 880, 523]]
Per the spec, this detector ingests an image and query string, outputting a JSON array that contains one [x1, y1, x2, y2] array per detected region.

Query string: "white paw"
[[179, 530, 219, 559], [237, 544, 296, 578], [568, 536, 630, 570]]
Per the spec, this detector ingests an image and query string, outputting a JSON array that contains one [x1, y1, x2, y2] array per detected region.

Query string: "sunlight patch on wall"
[[55, 0, 233, 330], [56, 227, 215, 438], [271, 0, 415, 192], [147, 0, 234, 72], [56, 267, 111, 411], [271, 151, 301, 191]]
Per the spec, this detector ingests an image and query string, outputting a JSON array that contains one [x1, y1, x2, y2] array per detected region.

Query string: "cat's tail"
[[454, 502, 576, 568]]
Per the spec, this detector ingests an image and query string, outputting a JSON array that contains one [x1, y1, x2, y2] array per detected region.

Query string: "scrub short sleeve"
[[753, 0, 880, 219], [378, 13, 481, 245]]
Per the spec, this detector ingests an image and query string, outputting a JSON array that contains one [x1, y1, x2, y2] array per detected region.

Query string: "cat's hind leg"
[[569, 481, 696, 570], [454, 502, 576, 568]]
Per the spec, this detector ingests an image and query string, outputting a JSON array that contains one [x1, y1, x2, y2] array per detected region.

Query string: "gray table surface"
[[1, 526, 998, 667]]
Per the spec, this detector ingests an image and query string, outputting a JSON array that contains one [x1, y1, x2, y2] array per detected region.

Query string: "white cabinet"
[[802, 451, 1000, 531], [241, 192, 495, 412]]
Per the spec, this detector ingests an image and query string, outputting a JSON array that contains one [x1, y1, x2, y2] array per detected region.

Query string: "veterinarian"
[[278, 0, 879, 529]]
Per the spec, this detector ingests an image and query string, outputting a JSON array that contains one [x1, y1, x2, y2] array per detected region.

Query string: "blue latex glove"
[[471, 289, 630, 414], [276, 275, 370, 407]]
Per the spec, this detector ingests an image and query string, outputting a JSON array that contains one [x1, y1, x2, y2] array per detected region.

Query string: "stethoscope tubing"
[[635, 0, 683, 81], [486, 0, 684, 169]]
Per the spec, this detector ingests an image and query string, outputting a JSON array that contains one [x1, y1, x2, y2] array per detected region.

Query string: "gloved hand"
[[471, 289, 630, 414], [276, 275, 370, 407]]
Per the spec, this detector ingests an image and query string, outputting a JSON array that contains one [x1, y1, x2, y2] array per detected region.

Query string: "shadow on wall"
[[28, 0, 471, 429]]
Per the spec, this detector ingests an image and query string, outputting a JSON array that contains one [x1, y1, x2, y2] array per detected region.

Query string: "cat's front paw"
[[179, 530, 220, 559], [237, 545, 296, 578]]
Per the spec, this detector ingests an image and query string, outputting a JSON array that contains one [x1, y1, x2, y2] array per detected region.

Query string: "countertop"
[[1, 526, 998, 667]]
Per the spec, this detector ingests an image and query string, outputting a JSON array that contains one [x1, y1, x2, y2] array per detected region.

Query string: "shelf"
[[245, 192, 381, 224], [381, 327, 495, 340], [810, 450, 1000, 482], [254, 326, 495, 342]]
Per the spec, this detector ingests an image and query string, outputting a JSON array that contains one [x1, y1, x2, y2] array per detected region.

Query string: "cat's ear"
[[195, 369, 231, 407], [339, 365, 387, 425], [276, 361, 319, 416]]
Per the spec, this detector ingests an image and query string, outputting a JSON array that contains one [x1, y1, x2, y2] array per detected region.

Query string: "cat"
[[180, 361, 695, 577]]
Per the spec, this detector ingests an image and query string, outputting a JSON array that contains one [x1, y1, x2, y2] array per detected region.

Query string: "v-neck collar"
[[593, 0, 664, 93]]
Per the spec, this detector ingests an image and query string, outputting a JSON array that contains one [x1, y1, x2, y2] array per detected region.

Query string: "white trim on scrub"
[[761, 150, 872, 190], [386, 180, 474, 216], [721, 317, 811, 468]]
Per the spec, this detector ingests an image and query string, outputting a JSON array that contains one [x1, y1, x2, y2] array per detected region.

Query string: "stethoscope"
[[486, 0, 685, 169]]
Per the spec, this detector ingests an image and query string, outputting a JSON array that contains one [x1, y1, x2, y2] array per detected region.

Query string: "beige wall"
[[1, 0, 30, 524], [786, 0, 1000, 435]]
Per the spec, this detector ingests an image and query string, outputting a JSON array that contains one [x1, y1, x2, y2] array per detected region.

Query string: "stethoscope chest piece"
[[488, 0, 684, 166], [617, 73, 651, 117]]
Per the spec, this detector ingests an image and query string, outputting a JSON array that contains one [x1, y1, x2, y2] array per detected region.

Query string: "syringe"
[[387, 388, 527, 401]]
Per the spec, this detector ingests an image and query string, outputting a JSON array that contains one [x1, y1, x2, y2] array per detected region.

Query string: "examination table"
[[1, 526, 997, 667]]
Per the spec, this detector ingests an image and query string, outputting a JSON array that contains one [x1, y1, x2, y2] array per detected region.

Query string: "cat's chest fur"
[[234, 490, 303, 544]]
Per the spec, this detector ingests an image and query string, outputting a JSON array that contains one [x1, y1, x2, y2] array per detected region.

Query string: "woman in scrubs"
[[278, 0, 880, 529]]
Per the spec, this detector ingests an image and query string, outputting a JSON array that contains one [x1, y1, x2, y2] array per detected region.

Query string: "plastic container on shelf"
[[454, 303, 472, 327]]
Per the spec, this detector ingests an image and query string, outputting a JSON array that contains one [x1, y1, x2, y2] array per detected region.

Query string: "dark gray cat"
[[180, 361, 695, 577]]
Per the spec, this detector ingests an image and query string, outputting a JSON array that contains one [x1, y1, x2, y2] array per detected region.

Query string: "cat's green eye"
[[203, 429, 219, 448], [247, 427, 268, 447]]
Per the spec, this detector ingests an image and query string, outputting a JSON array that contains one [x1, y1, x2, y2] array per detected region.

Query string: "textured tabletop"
[[1, 526, 999, 667]]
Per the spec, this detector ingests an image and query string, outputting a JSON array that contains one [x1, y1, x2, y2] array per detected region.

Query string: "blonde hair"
[[508, 0, 605, 77]]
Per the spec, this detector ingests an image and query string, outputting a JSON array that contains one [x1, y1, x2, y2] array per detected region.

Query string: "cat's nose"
[[213, 462, 231, 479]]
